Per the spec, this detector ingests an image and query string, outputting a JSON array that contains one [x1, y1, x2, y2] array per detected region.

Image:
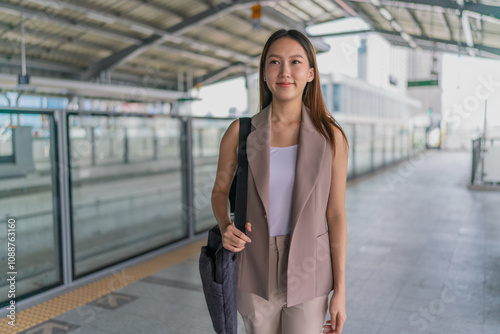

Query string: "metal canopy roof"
[[0, 0, 340, 92], [0, 0, 499, 94], [319, 0, 500, 59]]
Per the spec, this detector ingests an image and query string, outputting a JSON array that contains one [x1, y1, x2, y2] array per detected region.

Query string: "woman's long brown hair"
[[259, 29, 349, 158]]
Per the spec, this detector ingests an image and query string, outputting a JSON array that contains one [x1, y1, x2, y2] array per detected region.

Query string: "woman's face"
[[264, 37, 314, 104]]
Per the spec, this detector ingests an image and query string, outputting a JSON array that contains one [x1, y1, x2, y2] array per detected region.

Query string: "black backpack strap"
[[229, 117, 252, 232]]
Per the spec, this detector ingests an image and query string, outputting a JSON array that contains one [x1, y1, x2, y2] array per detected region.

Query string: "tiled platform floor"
[[20, 150, 500, 333]]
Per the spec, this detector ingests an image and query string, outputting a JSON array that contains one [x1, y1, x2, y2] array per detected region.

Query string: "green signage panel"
[[407, 79, 439, 87]]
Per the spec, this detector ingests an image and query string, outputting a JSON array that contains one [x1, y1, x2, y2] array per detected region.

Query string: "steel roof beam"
[[350, 0, 498, 54], [375, 0, 458, 11], [259, 6, 330, 52], [330, 0, 358, 17], [310, 29, 374, 38], [28, 0, 257, 78], [269, 2, 305, 22], [1, 0, 255, 78], [0, 56, 83, 74], [342, 0, 402, 47], [362, 1, 418, 48], [132, 0, 188, 20], [406, 8, 425, 36], [125, 55, 215, 72], [389, 38, 500, 59], [85, 0, 320, 68], [0, 22, 18, 39], [262, 5, 308, 30], [159, 8, 260, 63], [131, 0, 264, 50], [461, 11, 474, 48], [232, 12, 277, 36], [437, 9, 452, 40], [0, 24, 230, 71], [311, 0, 332, 16], [82, 34, 163, 80], [197, 63, 247, 86], [113, 0, 259, 63], [1, 0, 330, 85], [84, 32, 251, 79], [184, 0, 326, 57], [465, 2, 500, 21], [110, 71, 177, 88], [287, 2, 313, 22], [115, 63, 183, 81], [0, 39, 96, 64], [0, 2, 141, 45], [0, 22, 114, 52], [369, 0, 500, 20], [155, 45, 230, 67], [112, 73, 179, 90], [376, 29, 500, 57], [311, 27, 500, 59], [470, 11, 483, 45], [165, 0, 258, 36]]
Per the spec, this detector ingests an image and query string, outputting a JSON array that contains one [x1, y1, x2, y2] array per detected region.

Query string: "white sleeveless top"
[[269, 144, 298, 237]]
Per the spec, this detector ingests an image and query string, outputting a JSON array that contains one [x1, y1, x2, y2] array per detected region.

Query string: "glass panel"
[[18, 96, 42, 108], [412, 127, 427, 151], [394, 127, 402, 161], [354, 124, 372, 175], [373, 124, 385, 168], [46, 97, 67, 109], [333, 84, 341, 112], [343, 124, 355, 179], [321, 84, 328, 110], [385, 126, 394, 164], [0, 111, 61, 307], [0, 95, 8, 107], [401, 128, 409, 158], [68, 114, 185, 277], [192, 118, 232, 234], [0, 113, 13, 161]]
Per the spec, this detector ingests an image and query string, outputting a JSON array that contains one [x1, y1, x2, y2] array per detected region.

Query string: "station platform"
[[1, 150, 499, 334]]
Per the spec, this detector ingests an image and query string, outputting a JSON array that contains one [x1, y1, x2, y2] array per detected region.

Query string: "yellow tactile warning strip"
[[0, 238, 206, 334]]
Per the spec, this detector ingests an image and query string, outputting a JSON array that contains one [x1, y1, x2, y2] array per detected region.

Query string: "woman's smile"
[[277, 81, 294, 88]]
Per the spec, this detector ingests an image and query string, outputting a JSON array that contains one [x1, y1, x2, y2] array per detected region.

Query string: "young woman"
[[211, 29, 349, 334]]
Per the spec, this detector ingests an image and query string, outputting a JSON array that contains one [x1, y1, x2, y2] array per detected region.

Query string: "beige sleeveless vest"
[[236, 103, 334, 307]]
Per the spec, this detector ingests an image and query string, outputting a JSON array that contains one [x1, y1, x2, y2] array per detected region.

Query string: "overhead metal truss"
[[334, 0, 500, 58], [0, 0, 340, 90], [0, 0, 498, 96]]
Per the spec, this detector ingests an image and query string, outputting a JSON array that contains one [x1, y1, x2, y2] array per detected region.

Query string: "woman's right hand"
[[222, 222, 252, 252]]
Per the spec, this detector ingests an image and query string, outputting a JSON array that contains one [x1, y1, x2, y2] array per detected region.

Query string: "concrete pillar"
[[178, 69, 184, 92]]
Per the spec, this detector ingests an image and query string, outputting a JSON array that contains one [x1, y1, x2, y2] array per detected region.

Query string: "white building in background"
[[316, 31, 409, 96], [316, 31, 423, 119], [320, 72, 421, 120], [362, 35, 409, 96]]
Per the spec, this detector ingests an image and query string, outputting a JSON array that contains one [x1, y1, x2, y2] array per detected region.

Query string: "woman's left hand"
[[323, 290, 346, 333]]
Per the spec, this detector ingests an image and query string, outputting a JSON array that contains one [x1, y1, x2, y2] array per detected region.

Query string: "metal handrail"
[[471, 136, 482, 185]]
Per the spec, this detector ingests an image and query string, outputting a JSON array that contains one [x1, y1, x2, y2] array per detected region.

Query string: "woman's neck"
[[271, 100, 302, 125]]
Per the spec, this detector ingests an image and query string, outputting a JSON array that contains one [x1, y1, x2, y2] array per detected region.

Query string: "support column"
[[180, 117, 194, 237], [245, 70, 258, 116], [186, 69, 193, 92], [178, 69, 184, 92]]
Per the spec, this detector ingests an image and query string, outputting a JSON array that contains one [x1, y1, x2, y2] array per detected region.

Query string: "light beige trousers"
[[237, 234, 329, 334]]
